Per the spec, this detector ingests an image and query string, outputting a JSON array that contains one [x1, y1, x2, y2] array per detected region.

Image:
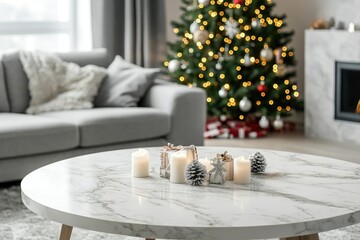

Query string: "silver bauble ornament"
[[239, 97, 252, 112], [260, 47, 274, 62], [251, 18, 261, 29], [198, 0, 210, 5], [190, 21, 199, 34], [273, 115, 284, 130], [244, 53, 251, 67], [220, 115, 227, 122], [259, 116, 269, 129], [193, 30, 209, 44], [218, 87, 228, 98], [168, 59, 181, 73], [215, 62, 223, 70]]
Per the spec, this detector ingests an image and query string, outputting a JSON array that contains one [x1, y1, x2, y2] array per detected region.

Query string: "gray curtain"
[[91, 0, 166, 68]]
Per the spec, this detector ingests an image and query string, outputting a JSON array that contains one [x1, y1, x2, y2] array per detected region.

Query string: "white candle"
[[170, 150, 188, 183], [131, 149, 149, 178], [234, 156, 251, 184]]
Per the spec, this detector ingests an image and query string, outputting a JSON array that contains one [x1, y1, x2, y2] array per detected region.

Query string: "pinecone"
[[185, 160, 207, 186], [249, 152, 267, 174]]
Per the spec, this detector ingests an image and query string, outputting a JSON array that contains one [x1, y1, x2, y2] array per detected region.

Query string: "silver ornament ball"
[[218, 87, 228, 98], [273, 115, 284, 130], [260, 47, 274, 62], [181, 64, 187, 70], [190, 21, 199, 34], [259, 116, 270, 129], [220, 115, 227, 122], [215, 62, 223, 70], [251, 18, 261, 29], [239, 97, 252, 112], [168, 59, 181, 73], [244, 53, 252, 67], [198, 0, 210, 5]]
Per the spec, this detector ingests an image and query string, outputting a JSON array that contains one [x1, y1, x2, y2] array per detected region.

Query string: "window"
[[0, 0, 92, 52]]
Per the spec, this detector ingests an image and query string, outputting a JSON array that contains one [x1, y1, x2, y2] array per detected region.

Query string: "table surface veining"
[[21, 147, 360, 240]]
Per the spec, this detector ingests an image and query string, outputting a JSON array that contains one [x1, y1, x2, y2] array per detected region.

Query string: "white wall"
[[165, 1, 182, 43], [165, 0, 360, 99]]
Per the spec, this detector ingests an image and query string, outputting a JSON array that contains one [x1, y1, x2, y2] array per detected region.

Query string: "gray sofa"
[[0, 50, 206, 183]]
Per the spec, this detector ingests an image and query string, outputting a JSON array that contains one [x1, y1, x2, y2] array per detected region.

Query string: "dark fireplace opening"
[[335, 61, 360, 123]]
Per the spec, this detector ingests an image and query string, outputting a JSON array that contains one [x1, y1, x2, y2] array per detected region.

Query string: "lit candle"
[[131, 149, 149, 178], [234, 156, 251, 184], [170, 150, 188, 183]]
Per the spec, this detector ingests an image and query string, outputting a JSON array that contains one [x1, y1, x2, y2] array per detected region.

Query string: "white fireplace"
[[305, 30, 360, 146]]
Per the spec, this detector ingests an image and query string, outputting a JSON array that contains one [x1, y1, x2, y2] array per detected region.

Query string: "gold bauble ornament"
[[193, 30, 209, 44]]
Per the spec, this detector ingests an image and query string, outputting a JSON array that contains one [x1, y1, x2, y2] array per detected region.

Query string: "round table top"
[[21, 147, 360, 240]]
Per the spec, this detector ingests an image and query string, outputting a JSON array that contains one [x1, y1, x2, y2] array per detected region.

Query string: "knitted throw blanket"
[[19, 51, 107, 114]]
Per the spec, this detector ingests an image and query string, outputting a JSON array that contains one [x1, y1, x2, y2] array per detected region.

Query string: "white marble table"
[[21, 147, 360, 240]]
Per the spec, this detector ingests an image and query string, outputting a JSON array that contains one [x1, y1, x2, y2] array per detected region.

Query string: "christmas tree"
[[164, 0, 302, 121]]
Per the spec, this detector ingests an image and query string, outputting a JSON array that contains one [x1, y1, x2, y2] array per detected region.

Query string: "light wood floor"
[[205, 132, 360, 164]]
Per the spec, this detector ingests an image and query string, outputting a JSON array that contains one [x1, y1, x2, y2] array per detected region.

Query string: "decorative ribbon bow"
[[163, 143, 183, 151], [216, 151, 233, 162]]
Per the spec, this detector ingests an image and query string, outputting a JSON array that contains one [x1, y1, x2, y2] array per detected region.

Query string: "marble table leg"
[[59, 224, 73, 240], [280, 233, 319, 240]]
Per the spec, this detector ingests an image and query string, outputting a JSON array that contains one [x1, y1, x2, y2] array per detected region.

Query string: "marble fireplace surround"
[[305, 30, 360, 146]]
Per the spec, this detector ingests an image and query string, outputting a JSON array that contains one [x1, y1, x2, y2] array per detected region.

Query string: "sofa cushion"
[[95, 56, 161, 107], [0, 61, 10, 112], [0, 113, 79, 159], [39, 108, 170, 147], [2, 52, 30, 113]]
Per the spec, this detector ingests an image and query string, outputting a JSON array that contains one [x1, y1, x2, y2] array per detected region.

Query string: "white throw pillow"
[[19, 51, 107, 114]]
